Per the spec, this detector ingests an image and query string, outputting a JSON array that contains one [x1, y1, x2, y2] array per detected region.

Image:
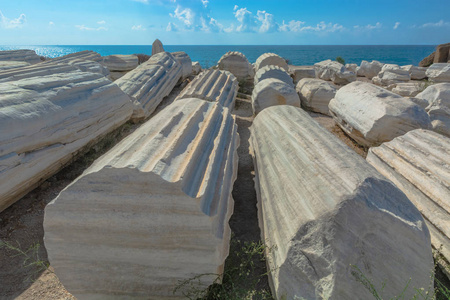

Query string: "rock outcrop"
[[372, 64, 411, 86], [252, 78, 300, 115], [0, 49, 41, 64], [357, 60, 384, 79], [426, 63, 450, 83], [254, 65, 294, 87], [44, 98, 239, 299], [288, 65, 315, 83], [314, 59, 356, 85], [0, 65, 134, 212], [250, 105, 433, 300], [254, 53, 288, 72], [328, 81, 431, 147], [401, 65, 427, 80], [115, 52, 182, 121], [420, 52, 435, 67], [296, 78, 336, 115], [102, 55, 139, 72], [217, 51, 254, 81], [176, 69, 238, 109], [367, 129, 449, 275], [434, 43, 450, 64], [152, 39, 164, 55], [171, 51, 192, 80], [416, 83, 450, 136], [419, 43, 450, 67]]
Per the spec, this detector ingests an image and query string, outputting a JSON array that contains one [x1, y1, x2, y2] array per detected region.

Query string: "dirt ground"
[[0, 76, 447, 299]]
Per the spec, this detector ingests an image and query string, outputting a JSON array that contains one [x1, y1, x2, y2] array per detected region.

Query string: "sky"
[[1, 0, 449, 45]]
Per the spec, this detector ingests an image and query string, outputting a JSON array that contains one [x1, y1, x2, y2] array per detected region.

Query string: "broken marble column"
[[252, 78, 300, 115], [47, 50, 103, 64], [176, 69, 238, 109], [426, 63, 450, 83], [416, 83, 450, 137], [171, 51, 193, 80], [254, 53, 288, 72], [296, 78, 336, 115], [115, 51, 182, 121], [0, 49, 41, 64], [217, 51, 254, 82], [367, 129, 450, 276], [288, 65, 315, 83], [44, 98, 239, 299], [314, 59, 356, 85], [391, 82, 423, 97], [102, 55, 139, 72], [372, 64, 411, 86], [254, 65, 294, 87], [0, 61, 30, 71], [0, 65, 134, 212], [152, 39, 164, 55], [328, 81, 431, 147], [401, 65, 427, 80], [357, 60, 384, 79], [250, 105, 433, 300]]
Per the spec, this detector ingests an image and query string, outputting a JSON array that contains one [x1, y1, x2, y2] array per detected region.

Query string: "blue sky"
[[1, 0, 449, 45]]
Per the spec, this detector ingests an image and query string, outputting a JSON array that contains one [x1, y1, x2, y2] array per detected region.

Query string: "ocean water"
[[0, 45, 436, 68]]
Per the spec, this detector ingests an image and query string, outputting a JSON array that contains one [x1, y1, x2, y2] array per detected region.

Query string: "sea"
[[0, 45, 436, 68]]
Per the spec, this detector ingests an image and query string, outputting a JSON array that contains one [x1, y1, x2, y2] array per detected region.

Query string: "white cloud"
[[279, 20, 305, 32], [354, 22, 382, 30], [97, 20, 106, 25], [256, 10, 278, 33], [132, 25, 146, 31], [170, 5, 195, 28], [202, 0, 209, 8], [393, 22, 400, 29], [49, 21, 54, 26], [366, 22, 382, 30], [421, 20, 450, 28], [280, 20, 343, 32], [166, 22, 178, 31], [234, 7, 255, 32], [233, 5, 239, 11], [75, 25, 107, 31], [0, 10, 26, 29]]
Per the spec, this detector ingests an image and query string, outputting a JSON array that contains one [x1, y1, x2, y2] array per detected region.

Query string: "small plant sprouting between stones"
[[174, 238, 274, 300], [0, 240, 51, 282], [336, 56, 345, 65]]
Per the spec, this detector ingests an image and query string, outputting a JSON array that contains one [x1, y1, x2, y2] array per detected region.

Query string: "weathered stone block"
[[315, 59, 356, 85], [367, 129, 450, 275], [115, 52, 182, 121], [328, 81, 431, 147], [250, 105, 433, 300], [0, 65, 134, 212], [296, 78, 336, 115], [44, 98, 239, 299], [254, 53, 288, 72], [218, 51, 254, 81], [176, 69, 238, 109], [0, 49, 41, 64], [172, 51, 192, 80], [252, 78, 300, 115], [102, 55, 139, 72], [254, 65, 294, 87]]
